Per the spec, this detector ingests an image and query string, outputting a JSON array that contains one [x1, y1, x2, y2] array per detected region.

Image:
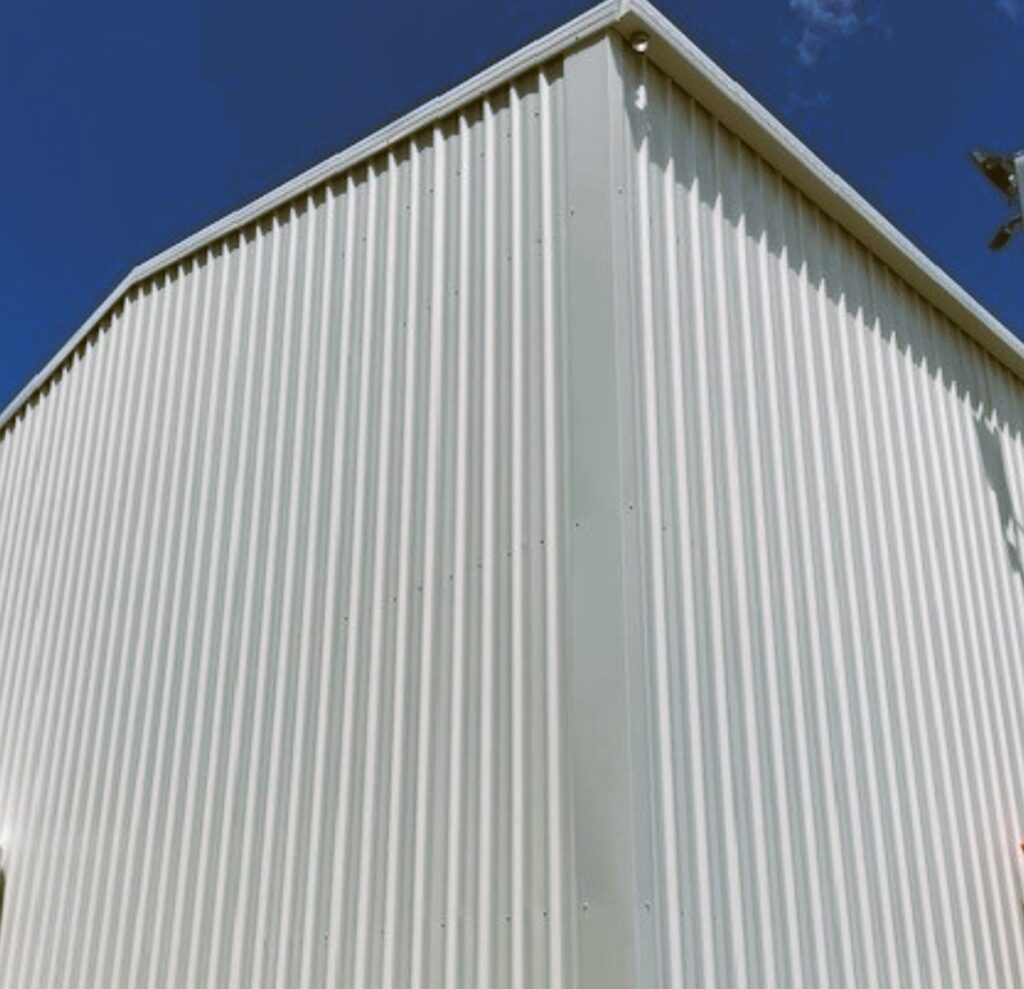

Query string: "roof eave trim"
[[614, 0, 1024, 380]]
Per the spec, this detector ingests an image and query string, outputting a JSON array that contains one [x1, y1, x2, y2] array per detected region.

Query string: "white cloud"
[[996, 0, 1022, 19], [790, 0, 861, 65]]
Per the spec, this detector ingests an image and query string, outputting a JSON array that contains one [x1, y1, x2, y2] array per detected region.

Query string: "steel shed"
[[2, 1, 1024, 985]]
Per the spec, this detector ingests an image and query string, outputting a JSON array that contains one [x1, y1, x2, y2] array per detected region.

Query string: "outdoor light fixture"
[[970, 147, 1024, 252], [971, 148, 1017, 198], [630, 31, 650, 53], [989, 215, 1022, 252]]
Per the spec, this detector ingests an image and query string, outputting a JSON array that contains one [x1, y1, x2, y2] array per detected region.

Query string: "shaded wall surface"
[[617, 34, 1024, 989]]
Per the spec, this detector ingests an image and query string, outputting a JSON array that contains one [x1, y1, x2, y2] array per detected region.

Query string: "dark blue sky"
[[2, 0, 1022, 409]]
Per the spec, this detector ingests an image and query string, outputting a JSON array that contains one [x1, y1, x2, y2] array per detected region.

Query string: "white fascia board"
[[3, 0, 1020, 435]]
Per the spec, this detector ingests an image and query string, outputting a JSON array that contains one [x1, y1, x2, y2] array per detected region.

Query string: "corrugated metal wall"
[[0, 61, 574, 988], [619, 38, 1024, 988], [5, 20, 1024, 988]]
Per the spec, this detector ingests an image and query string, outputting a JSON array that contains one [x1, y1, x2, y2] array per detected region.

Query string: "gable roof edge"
[[2, 0, 1019, 436], [0, 0, 622, 436]]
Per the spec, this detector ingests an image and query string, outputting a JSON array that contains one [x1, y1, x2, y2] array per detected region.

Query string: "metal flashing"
[[2, 0, 1019, 436]]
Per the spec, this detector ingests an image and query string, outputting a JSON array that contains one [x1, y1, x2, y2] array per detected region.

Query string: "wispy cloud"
[[790, 0, 861, 65], [784, 90, 832, 114], [996, 0, 1022, 20]]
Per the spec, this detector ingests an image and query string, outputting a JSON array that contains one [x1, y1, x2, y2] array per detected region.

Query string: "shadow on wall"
[[975, 416, 1024, 580], [617, 36, 1024, 584]]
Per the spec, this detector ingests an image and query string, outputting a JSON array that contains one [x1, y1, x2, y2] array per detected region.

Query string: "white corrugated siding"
[[620, 40, 1024, 987], [0, 62, 573, 988], [5, 19, 1024, 988]]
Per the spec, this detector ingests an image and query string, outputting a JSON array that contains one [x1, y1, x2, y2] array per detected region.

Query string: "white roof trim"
[[0, 0, 622, 435], [2, 0, 1019, 434], [616, 0, 1024, 380]]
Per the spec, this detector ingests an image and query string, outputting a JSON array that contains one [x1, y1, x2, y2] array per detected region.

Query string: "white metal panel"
[[0, 63, 574, 988], [618, 38, 1024, 987]]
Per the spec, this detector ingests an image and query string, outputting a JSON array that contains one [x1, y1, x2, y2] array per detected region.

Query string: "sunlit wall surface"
[[0, 62, 573, 989]]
